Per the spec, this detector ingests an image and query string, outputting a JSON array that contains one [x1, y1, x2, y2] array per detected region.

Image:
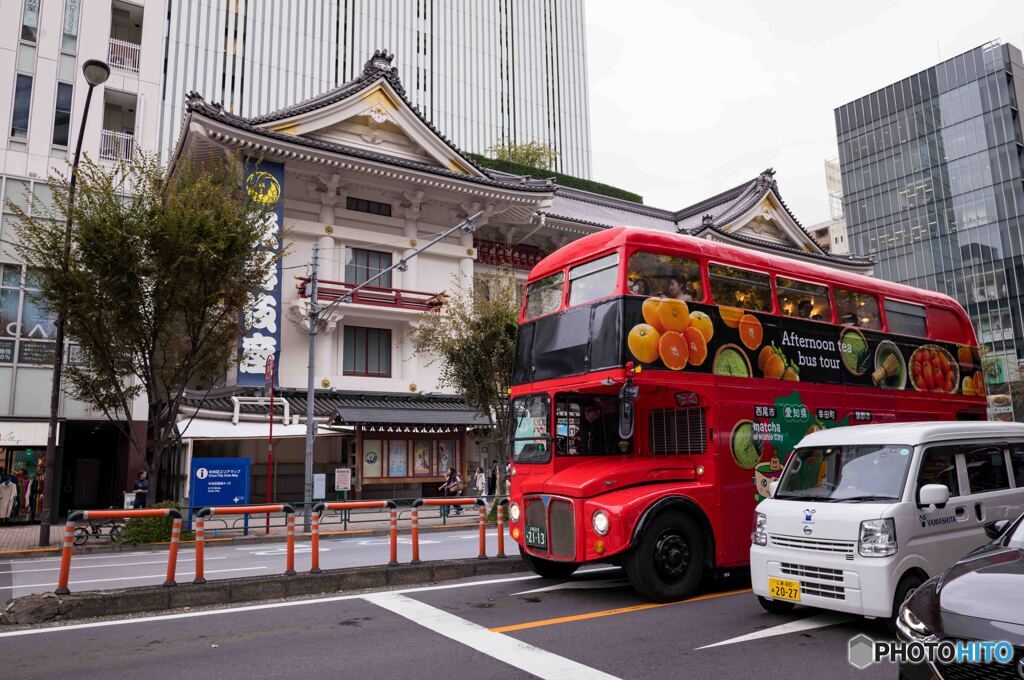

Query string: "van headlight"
[[508, 502, 520, 523], [859, 518, 897, 557], [592, 510, 610, 535], [751, 512, 767, 546]]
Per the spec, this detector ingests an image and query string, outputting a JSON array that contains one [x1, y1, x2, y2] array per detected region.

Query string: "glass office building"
[[835, 41, 1024, 414]]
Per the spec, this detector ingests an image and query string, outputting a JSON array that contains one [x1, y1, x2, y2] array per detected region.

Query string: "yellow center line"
[[490, 587, 752, 634]]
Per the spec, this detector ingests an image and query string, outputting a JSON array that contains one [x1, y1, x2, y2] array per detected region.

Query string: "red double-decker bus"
[[506, 226, 986, 601]]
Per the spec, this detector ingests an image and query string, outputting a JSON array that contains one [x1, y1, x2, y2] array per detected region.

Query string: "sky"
[[584, 0, 1024, 226]]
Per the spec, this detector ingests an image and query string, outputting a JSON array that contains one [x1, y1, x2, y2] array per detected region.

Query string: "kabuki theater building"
[[167, 50, 871, 504]]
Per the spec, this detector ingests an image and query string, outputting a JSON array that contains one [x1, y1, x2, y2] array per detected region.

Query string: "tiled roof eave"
[[695, 225, 874, 267]]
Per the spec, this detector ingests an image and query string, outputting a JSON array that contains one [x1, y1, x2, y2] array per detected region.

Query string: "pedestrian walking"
[[130, 470, 148, 509], [488, 461, 498, 497], [439, 466, 463, 517], [473, 466, 487, 506]]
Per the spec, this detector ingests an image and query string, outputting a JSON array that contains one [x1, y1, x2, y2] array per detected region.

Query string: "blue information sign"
[[190, 457, 251, 508]]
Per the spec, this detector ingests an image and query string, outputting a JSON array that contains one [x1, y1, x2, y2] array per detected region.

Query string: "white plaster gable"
[[721, 193, 822, 254]]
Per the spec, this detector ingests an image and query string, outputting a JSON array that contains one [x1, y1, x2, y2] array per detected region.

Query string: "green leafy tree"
[[486, 139, 559, 171], [7, 153, 278, 505], [412, 271, 520, 453]]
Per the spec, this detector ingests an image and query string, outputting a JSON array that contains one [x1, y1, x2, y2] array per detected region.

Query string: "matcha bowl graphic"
[[713, 343, 752, 378], [730, 420, 760, 469]]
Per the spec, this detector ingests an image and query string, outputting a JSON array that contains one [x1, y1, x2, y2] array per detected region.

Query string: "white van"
[[750, 422, 1024, 621]]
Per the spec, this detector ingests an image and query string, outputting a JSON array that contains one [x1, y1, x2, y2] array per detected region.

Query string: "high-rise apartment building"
[[807, 158, 850, 255], [836, 41, 1024, 392]]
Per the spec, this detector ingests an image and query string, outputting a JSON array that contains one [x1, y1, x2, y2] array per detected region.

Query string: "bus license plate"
[[525, 525, 547, 549], [768, 577, 801, 602]]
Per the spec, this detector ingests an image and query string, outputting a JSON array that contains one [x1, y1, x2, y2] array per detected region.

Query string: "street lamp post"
[[38, 59, 110, 547]]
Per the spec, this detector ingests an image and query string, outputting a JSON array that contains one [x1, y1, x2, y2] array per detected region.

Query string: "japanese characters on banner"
[[237, 159, 284, 387]]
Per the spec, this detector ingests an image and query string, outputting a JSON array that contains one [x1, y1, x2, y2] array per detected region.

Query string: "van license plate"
[[768, 577, 801, 602], [525, 525, 547, 549]]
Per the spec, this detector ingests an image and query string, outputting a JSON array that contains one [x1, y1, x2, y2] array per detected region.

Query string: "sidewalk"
[[0, 502, 493, 556]]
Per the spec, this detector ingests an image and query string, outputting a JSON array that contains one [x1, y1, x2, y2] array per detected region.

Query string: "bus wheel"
[[625, 511, 705, 602], [521, 553, 580, 579], [757, 596, 796, 615]]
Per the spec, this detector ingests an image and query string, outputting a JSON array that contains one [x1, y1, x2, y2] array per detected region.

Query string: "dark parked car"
[[896, 514, 1024, 680]]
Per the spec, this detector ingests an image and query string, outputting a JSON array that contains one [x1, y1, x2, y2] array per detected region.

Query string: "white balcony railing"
[[107, 37, 141, 74], [99, 129, 135, 162]]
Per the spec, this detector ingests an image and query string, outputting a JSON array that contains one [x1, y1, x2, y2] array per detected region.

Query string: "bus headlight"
[[508, 502, 520, 523], [592, 510, 610, 536], [859, 518, 897, 557], [751, 512, 767, 546]]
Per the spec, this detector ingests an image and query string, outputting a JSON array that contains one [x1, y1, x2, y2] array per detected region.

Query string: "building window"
[[11, 74, 33, 139], [21, 0, 40, 43], [0, 262, 57, 366], [345, 248, 392, 288], [343, 326, 391, 377], [62, 0, 80, 51], [52, 82, 73, 146], [346, 196, 392, 217]]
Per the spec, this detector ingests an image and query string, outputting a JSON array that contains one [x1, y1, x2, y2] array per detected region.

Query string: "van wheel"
[[757, 595, 796, 615], [521, 553, 579, 579], [886, 573, 923, 637], [625, 511, 706, 602]]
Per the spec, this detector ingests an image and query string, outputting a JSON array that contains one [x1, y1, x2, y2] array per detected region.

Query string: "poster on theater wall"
[[388, 440, 408, 477], [413, 440, 432, 476], [362, 439, 382, 478]]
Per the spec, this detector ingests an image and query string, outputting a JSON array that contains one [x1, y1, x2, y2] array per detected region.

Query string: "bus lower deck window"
[[627, 252, 702, 301]]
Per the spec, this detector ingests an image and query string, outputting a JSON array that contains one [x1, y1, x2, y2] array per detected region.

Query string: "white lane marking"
[[696, 613, 852, 649], [0, 573, 544, 637], [363, 592, 622, 680], [512, 578, 630, 595], [0, 567, 267, 591], [10, 557, 227, 573]]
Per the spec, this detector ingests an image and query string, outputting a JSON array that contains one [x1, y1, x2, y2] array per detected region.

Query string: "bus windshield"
[[774, 444, 913, 502], [555, 393, 624, 456], [511, 394, 551, 463]]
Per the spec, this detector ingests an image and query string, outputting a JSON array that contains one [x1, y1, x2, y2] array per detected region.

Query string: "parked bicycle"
[[72, 515, 124, 546]]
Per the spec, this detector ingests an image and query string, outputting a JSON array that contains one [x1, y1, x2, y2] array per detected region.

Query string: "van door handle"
[[955, 506, 967, 520], [974, 503, 985, 522]]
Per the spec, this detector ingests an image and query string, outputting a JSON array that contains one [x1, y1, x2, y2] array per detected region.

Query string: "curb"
[[0, 520, 487, 560], [0, 557, 531, 626]]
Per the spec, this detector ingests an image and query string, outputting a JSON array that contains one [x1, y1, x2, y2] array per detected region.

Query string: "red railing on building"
[[296, 278, 448, 312], [474, 239, 546, 270]]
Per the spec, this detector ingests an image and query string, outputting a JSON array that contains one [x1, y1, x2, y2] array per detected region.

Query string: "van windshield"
[[774, 445, 913, 502]]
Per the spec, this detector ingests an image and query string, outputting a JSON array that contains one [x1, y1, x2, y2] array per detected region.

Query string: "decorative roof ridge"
[[698, 224, 874, 265], [553, 186, 674, 220], [671, 172, 764, 221], [185, 102, 556, 193]]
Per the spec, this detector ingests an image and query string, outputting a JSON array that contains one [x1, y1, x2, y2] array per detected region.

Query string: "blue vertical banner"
[[237, 159, 284, 386]]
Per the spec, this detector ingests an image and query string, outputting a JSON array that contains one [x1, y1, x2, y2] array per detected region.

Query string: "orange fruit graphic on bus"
[[688, 311, 713, 343], [763, 352, 786, 379], [642, 297, 665, 332], [627, 323, 661, 363], [757, 345, 774, 372], [659, 299, 691, 332], [962, 376, 975, 396], [957, 345, 974, 367], [658, 331, 689, 370], [738, 314, 763, 350], [720, 306, 744, 328], [683, 326, 708, 366]]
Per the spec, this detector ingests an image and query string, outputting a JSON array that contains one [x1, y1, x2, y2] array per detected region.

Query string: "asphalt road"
[[0, 566, 899, 680], [0, 528, 516, 598]]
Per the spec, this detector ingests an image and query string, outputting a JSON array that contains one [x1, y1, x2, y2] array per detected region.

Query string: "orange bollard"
[[496, 503, 506, 558], [194, 518, 207, 584], [164, 517, 182, 586], [477, 502, 487, 559], [410, 505, 420, 565], [54, 518, 77, 594], [310, 511, 321, 574], [285, 511, 296, 575], [387, 504, 398, 566]]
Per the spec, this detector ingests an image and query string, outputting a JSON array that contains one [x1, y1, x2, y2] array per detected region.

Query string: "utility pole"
[[299, 212, 481, 532], [302, 242, 319, 532]]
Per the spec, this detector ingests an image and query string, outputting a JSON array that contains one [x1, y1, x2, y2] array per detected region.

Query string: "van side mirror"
[[768, 481, 779, 498], [618, 399, 635, 440], [918, 484, 950, 509], [985, 519, 1011, 540]]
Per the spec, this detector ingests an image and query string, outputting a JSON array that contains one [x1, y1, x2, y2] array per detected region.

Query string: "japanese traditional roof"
[[183, 50, 553, 194], [180, 387, 491, 428]]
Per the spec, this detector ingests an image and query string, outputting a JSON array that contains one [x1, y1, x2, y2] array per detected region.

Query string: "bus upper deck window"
[[777, 278, 832, 322], [524, 271, 564, 319], [627, 252, 702, 301], [568, 253, 619, 307], [835, 288, 881, 330], [708, 264, 772, 311], [884, 299, 927, 337]]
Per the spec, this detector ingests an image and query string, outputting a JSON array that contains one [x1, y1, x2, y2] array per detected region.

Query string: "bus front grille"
[[549, 499, 576, 559], [522, 495, 576, 560]]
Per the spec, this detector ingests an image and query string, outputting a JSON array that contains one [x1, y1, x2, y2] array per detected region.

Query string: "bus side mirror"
[[618, 400, 635, 440], [918, 484, 950, 509]]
